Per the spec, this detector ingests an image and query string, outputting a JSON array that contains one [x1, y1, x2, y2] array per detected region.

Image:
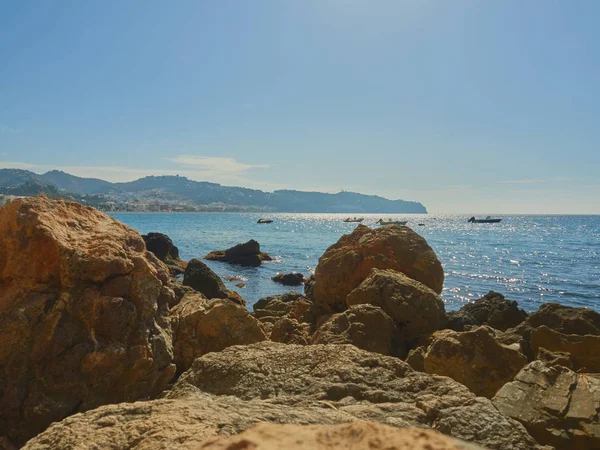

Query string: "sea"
[[111, 213, 600, 313]]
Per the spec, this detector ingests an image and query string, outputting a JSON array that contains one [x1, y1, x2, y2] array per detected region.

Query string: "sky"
[[0, 0, 599, 214]]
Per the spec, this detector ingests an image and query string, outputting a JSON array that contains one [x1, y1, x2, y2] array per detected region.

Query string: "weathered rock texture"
[[311, 304, 400, 356], [423, 326, 527, 398], [205, 239, 273, 267], [447, 291, 527, 332], [269, 317, 311, 345], [170, 293, 267, 373], [167, 342, 544, 450], [142, 232, 186, 275], [346, 269, 447, 351], [0, 197, 176, 445], [525, 302, 600, 334], [253, 292, 317, 327], [199, 421, 486, 450], [493, 360, 600, 450], [183, 259, 245, 305], [271, 272, 306, 286], [312, 225, 444, 312]]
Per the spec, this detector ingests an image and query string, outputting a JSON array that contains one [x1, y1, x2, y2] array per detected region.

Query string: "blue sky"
[[0, 0, 598, 213]]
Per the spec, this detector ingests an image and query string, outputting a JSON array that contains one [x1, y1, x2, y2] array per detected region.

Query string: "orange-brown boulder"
[[0, 197, 176, 445], [170, 293, 267, 373], [312, 225, 444, 312]]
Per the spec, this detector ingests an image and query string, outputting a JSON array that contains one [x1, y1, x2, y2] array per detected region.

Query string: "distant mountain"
[[0, 169, 427, 213]]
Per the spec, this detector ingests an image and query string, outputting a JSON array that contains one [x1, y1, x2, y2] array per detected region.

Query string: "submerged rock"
[[183, 258, 245, 305], [271, 272, 306, 286], [447, 291, 528, 332], [199, 421, 487, 450], [205, 239, 273, 267], [0, 197, 176, 445], [423, 326, 528, 398], [312, 225, 444, 312], [170, 293, 267, 373], [493, 360, 600, 450], [346, 269, 447, 352], [311, 304, 400, 357]]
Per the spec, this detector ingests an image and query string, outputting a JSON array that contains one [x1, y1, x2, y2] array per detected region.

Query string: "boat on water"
[[376, 219, 408, 226], [468, 216, 502, 224], [343, 217, 364, 223], [257, 218, 273, 224]]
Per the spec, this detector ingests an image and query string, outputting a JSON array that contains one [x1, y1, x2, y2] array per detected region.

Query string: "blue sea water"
[[112, 213, 600, 312]]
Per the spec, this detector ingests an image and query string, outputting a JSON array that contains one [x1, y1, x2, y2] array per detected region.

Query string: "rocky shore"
[[0, 197, 598, 449]]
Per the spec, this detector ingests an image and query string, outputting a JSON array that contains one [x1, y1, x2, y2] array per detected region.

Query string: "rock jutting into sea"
[[205, 239, 273, 267], [2, 196, 598, 449]]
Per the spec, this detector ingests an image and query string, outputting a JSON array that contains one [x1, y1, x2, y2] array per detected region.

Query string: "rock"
[[304, 274, 315, 299], [530, 325, 600, 372], [493, 360, 600, 450], [172, 282, 196, 305], [508, 302, 600, 361], [527, 303, 600, 335], [447, 291, 528, 332], [142, 232, 186, 274], [271, 272, 306, 286], [406, 346, 426, 372], [235, 283, 246, 288], [183, 259, 245, 306], [199, 421, 487, 450], [22, 394, 355, 450], [423, 326, 528, 398], [311, 304, 400, 357], [536, 347, 574, 369], [270, 317, 311, 345], [0, 197, 176, 445], [205, 239, 273, 267], [312, 225, 444, 312], [168, 342, 545, 450], [253, 292, 317, 327], [346, 269, 447, 351], [170, 293, 267, 374]]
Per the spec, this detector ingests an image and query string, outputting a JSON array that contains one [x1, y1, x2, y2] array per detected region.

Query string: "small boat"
[[343, 217, 364, 223], [257, 218, 273, 224], [468, 216, 502, 224], [376, 219, 407, 226]]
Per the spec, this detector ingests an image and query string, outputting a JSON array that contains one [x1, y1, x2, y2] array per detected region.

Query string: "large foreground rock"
[[312, 225, 444, 312], [170, 293, 267, 373], [183, 259, 245, 305], [0, 197, 176, 445], [423, 326, 527, 398], [312, 304, 400, 356], [447, 291, 528, 331], [200, 421, 486, 450], [168, 342, 544, 450], [346, 269, 447, 351], [205, 239, 273, 267], [493, 360, 600, 450]]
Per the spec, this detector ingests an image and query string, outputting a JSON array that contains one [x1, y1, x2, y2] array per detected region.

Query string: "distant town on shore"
[[0, 169, 427, 213]]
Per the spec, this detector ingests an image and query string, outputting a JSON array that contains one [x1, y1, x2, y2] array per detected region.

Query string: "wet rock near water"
[[0, 197, 176, 445], [183, 258, 245, 306], [142, 231, 187, 275], [205, 239, 273, 267], [447, 291, 528, 332], [271, 272, 306, 286], [312, 224, 444, 312]]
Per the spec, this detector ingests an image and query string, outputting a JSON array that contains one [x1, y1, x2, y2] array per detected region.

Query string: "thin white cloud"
[[0, 125, 23, 133], [499, 179, 545, 184], [163, 155, 270, 175], [0, 161, 38, 169]]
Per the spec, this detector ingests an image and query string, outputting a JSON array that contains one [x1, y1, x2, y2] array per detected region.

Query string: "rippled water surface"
[[112, 213, 600, 312]]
